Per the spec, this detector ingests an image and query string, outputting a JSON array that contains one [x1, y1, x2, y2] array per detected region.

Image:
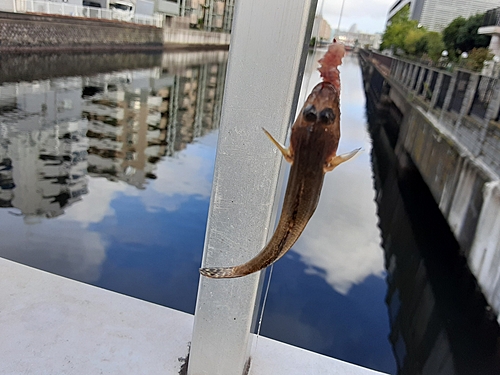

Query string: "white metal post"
[[188, 0, 317, 374]]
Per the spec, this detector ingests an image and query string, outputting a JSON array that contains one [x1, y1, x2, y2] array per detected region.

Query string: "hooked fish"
[[200, 41, 360, 279]]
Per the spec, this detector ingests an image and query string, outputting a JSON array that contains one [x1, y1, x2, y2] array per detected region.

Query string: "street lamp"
[[460, 51, 468, 68]]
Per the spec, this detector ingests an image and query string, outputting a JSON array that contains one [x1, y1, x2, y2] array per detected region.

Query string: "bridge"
[[359, 49, 500, 323]]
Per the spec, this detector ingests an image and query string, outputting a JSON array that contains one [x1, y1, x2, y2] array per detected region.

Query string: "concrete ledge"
[[0, 257, 192, 374], [0, 258, 386, 374], [250, 337, 386, 375]]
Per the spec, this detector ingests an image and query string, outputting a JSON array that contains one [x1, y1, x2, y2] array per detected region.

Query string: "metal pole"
[[188, 0, 317, 374]]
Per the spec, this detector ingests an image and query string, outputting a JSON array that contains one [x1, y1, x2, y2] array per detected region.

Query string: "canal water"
[[0, 50, 498, 374]]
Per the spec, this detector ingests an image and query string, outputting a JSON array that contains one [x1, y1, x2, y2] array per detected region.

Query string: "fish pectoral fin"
[[324, 148, 361, 172], [262, 128, 293, 163]]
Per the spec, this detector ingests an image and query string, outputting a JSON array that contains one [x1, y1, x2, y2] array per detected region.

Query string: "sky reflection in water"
[[259, 53, 395, 373], [0, 51, 395, 374], [0, 133, 216, 312], [0, 52, 225, 314]]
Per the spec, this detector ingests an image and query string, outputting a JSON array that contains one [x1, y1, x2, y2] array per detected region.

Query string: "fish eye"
[[319, 108, 336, 124], [302, 105, 317, 122]]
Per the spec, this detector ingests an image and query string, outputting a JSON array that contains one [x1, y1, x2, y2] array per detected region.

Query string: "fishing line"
[[256, 264, 273, 337], [251, 263, 274, 358]]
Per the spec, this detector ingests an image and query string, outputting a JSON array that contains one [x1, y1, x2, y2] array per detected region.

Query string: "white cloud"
[[140, 132, 218, 212], [287, 61, 385, 294], [63, 177, 127, 227], [292, 151, 385, 295], [0, 212, 107, 283]]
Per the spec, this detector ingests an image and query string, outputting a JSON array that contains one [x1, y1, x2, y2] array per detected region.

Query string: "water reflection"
[[0, 79, 88, 221], [294, 53, 385, 294], [367, 78, 500, 373], [259, 53, 395, 374], [0, 51, 226, 218], [0, 51, 227, 313]]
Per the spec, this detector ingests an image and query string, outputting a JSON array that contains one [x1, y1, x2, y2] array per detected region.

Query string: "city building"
[[178, 0, 235, 32], [312, 15, 332, 43], [335, 25, 382, 50], [387, 0, 500, 32]]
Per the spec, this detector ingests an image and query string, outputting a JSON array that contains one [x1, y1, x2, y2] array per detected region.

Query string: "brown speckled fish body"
[[200, 82, 359, 279]]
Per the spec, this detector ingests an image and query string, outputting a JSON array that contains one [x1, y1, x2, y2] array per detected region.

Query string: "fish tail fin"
[[199, 266, 239, 279]]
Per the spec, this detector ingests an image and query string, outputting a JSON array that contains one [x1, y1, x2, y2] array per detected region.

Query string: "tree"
[[404, 28, 427, 55], [380, 4, 419, 53], [442, 14, 491, 59], [424, 32, 445, 61], [456, 14, 491, 52], [442, 16, 466, 57]]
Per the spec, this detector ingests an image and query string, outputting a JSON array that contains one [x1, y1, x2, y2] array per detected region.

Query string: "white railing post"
[[188, 0, 317, 374]]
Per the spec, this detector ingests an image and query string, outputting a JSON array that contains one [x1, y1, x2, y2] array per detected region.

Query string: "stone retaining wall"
[[0, 11, 163, 52], [360, 50, 500, 323], [164, 27, 230, 47]]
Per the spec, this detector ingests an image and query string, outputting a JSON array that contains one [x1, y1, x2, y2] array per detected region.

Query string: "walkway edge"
[[0, 258, 386, 374]]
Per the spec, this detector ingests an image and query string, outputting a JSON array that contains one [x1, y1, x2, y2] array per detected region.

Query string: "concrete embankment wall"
[[163, 27, 230, 48], [0, 11, 163, 52], [360, 50, 500, 322]]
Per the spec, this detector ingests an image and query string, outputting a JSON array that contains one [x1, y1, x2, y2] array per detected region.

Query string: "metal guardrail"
[[17, 0, 163, 27], [360, 49, 500, 177]]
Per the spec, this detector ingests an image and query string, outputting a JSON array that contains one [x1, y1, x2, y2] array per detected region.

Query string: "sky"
[[319, 0, 396, 35]]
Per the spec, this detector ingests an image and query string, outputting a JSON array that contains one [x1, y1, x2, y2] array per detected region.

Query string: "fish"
[[199, 41, 360, 279]]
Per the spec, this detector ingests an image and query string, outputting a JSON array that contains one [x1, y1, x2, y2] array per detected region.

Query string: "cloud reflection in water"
[[140, 132, 218, 212], [290, 53, 385, 295]]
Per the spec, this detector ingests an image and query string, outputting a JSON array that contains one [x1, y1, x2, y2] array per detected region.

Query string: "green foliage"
[[464, 48, 494, 71], [425, 32, 446, 61], [442, 14, 491, 59], [380, 9, 492, 69], [442, 16, 466, 58], [309, 37, 316, 48], [380, 4, 419, 53], [404, 28, 427, 55], [456, 14, 491, 52]]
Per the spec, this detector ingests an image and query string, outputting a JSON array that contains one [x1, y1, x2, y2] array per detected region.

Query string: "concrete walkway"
[[0, 258, 386, 374]]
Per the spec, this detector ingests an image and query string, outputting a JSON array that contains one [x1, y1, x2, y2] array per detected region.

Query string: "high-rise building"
[[387, 0, 499, 31]]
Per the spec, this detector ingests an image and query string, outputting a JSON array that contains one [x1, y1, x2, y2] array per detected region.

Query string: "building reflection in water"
[[0, 78, 88, 222], [368, 107, 500, 374], [0, 50, 227, 220]]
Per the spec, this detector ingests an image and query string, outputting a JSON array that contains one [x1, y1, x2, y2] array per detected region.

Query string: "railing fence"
[[15, 0, 163, 27], [360, 49, 500, 176]]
